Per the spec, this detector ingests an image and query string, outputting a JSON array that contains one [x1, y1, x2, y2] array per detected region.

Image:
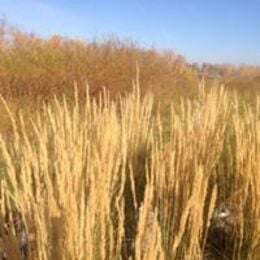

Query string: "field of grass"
[[0, 80, 259, 259], [0, 26, 259, 259]]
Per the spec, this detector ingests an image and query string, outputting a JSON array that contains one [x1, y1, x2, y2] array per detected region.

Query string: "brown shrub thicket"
[[0, 29, 198, 100]]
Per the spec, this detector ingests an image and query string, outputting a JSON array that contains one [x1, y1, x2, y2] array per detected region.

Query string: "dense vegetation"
[[0, 24, 259, 131], [0, 22, 259, 259], [0, 84, 259, 259]]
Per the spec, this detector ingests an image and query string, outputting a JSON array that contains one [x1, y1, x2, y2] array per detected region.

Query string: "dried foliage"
[[0, 83, 259, 259], [0, 29, 196, 100]]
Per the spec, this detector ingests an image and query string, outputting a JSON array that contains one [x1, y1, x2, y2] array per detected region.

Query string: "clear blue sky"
[[1, 0, 260, 65]]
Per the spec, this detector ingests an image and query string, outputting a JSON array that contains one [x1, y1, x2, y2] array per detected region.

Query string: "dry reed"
[[0, 82, 259, 259]]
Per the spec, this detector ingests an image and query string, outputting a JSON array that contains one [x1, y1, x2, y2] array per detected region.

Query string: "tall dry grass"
[[0, 81, 259, 259]]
